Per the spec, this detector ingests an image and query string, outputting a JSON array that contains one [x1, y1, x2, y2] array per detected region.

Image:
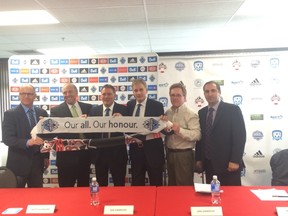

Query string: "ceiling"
[[1, 0, 288, 58]]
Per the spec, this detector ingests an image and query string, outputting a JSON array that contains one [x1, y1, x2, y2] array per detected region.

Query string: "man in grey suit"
[[50, 83, 92, 187], [2, 84, 49, 187], [195, 81, 246, 186], [89, 84, 128, 186], [127, 79, 165, 186]]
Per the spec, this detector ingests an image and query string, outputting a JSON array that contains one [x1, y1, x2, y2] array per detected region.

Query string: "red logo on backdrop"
[[99, 58, 108, 64], [70, 59, 79, 64], [10, 86, 20, 92], [148, 66, 157, 72], [40, 87, 49, 92], [50, 68, 59, 74], [89, 77, 98, 83], [60, 78, 70, 83], [118, 67, 128, 73]]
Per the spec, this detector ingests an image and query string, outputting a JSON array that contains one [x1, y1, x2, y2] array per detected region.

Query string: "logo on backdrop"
[[272, 130, 282, 141], [250, 59, 260, 68], [232, 95, 243, 105], [271, 94, 280, 105], [270, 58, 279, 68], [195, 96, 205, 107], [175, 61, 185, 72], [252, 130, 264, 141], [159, 97, 168, 107], [253, 150, 265, 158], [158, 62, 167, 73], [193, 61, 203, 71], [232, 59, 241, 70], [194, 79, 204, 88]]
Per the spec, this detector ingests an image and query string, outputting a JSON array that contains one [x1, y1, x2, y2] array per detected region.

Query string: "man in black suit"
[[89, 84, 128, 186], [2, 84, 49, 187], [195, 81, 246, 186], [127, 78, 165, 186], [50, 83, 92, 187]]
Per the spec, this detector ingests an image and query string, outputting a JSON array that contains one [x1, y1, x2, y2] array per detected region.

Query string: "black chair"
[[270, 149, 288, 186], [0, 166, 17, 188]]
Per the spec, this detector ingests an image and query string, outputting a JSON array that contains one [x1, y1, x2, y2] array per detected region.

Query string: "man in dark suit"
[[50, 83, 92, 187], [195, 81, 246, 186], [89, 84, 128, 186], [127, 78, 165, 186], [2, 84, 49, 187]]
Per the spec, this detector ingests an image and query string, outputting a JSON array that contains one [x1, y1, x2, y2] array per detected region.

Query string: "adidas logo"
[[253, 150, 265, 158], [250, 78, 261, 86]]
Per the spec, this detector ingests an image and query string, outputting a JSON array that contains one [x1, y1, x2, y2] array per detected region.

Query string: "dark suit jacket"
[[88, 102, 128, 164], [126, 98, 165, 167], [195, 101, 246, 173], [2, 104, 48, 176], [50, 101, 92, 167]]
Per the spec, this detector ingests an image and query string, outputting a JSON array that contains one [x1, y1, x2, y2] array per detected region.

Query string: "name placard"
[[191, 206, 223, 216], [276, 207, 288, 216], [26, 205, 56, 214], [104, 205, 134, 215]]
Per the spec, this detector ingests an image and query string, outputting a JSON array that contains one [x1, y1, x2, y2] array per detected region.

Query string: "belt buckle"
[[137, 142, 144, 148]]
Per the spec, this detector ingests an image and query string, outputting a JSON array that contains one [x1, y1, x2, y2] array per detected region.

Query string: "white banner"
[[32, 117, 172, 137]]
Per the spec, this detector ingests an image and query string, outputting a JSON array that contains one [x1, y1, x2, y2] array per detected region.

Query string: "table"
[[155, 186, 288, 216], [0, 186, 156, 216]]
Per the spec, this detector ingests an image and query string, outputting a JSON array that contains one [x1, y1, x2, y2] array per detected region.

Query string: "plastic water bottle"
[[211, 175, 221, 205], [90, 177, 100, 206]]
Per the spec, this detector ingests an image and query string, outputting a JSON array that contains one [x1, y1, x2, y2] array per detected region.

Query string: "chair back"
[[0, 166, 17, 188], [270, 149, 288, 186]]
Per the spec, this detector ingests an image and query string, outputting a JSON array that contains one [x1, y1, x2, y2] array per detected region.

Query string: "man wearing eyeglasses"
[[162, 82, 201, 186], [2, 84, 49, 187]]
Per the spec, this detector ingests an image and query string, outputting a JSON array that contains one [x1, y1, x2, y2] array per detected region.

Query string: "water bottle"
[[90, 177, 100, 206], [211, 175, 221, 205]]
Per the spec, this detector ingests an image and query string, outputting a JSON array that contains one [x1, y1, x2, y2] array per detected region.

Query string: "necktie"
[[28, 108, 36, 129], [135, 104, 141, 117], [105, 108, 110, 116], [71, 105, 79, 117], [71, 105, 85, 139], [205, 107, 214, 159], [103, 108, 110, 138]]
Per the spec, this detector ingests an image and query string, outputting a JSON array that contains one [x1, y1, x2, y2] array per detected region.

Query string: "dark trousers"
[[204, 159, 241, 186], [16, 155, 43, 188], [129, 140, 164, 186], [94, 146, 127, 186], [57, 152, 91, 187]]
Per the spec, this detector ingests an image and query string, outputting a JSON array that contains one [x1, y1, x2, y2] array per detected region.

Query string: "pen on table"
[[272, 195, 288, 197]]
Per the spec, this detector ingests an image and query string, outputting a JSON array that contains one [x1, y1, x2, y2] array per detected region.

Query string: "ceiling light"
[[0, 10, 59, 26]]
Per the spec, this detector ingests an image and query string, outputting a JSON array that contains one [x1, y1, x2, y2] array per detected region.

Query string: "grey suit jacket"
[[2, 104, 48, 176]]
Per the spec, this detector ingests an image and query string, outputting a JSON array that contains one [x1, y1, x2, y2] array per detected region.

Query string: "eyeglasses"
[[19, 92, 35, 97]]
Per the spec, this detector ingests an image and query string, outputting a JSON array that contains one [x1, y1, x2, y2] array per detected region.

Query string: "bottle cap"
[[92, 177, 96, 181], [212, 175, 217, 180]]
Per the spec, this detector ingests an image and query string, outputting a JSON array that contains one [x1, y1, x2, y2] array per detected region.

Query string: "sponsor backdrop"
[[8, 53, 159, 187], [8, 51, 288, 186], [157, 52, 288, 186]]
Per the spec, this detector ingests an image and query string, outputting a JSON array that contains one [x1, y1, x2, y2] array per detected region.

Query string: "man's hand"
[[227, 162, 239, 172], [44, 158, 49, 170], [28, 136, 44, 147], [195, 161, 203, 173]]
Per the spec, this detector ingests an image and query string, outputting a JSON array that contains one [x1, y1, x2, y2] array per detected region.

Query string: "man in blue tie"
[[2, 84, 49, 187], [127, 79, 165, 186], [89, 84, 127, 186]]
